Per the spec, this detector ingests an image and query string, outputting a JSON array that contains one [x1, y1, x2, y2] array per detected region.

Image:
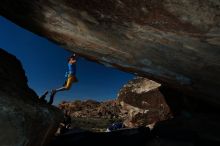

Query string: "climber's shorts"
[[64, 75, 77, 90]]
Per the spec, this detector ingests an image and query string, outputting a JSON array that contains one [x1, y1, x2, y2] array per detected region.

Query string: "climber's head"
[[68, 53, 76, 64], [68, 53, 77, 63]]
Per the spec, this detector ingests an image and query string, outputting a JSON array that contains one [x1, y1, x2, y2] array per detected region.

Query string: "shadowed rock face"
[[0, 48, 63, 146], [0, 0, 220, 105]]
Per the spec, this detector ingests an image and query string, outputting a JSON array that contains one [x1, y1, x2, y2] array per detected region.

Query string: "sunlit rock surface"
[[118, 77, 172, 128], [0, 0, 220, 105], [58, 77, 172, 131], [0, 48, 63, 146]]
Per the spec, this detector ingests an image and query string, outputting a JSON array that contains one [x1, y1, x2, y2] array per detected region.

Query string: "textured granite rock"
[[118, 77, 171, 128], [0, 0, 219, 105]]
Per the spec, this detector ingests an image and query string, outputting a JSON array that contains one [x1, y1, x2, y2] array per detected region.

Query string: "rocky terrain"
[[1, 0, 220, 145], [1, 47, 220, 146], [1, 0, 220, 106], [59, 100, 120, 119], [58, 100, 121, 131], [58, 77, 172, 131], [52, 77, 220, 145], [0, 48, 63, 146]]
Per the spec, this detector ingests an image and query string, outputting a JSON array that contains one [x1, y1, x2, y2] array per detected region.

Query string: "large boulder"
[[0, 0, 220, 106], [118, 77, 172, 128], [0, 48, 63, 146]]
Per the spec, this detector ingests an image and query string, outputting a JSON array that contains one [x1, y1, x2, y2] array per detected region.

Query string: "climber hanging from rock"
[[40, 53, 78, 104]]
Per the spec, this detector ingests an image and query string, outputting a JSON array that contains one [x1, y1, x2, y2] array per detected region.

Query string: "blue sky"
[[0, 16, 134, 105]]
